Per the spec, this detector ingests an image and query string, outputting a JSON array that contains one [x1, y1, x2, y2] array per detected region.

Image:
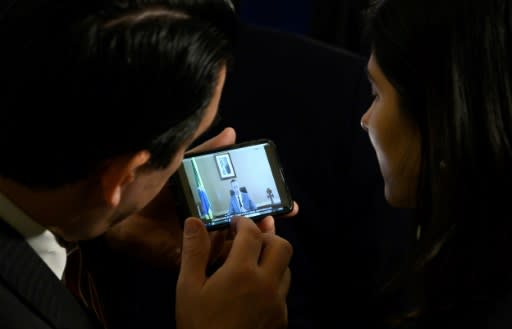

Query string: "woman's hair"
[[0, 0, 236, 187], [365, 0, 512, 325]]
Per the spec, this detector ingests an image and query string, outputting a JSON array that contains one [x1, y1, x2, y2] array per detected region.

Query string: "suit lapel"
[[0, 219, 100, 329]]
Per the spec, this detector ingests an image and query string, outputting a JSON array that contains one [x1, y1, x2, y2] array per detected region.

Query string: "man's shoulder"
[[0, 220, 101, 329]]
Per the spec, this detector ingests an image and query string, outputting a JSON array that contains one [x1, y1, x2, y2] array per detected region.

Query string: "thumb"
[[178, 217, 210, 289]]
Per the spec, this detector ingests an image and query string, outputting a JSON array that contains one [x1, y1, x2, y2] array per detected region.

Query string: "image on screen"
[[179, 141, 290, 229]]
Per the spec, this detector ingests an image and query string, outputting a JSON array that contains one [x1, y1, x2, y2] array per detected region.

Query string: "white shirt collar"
[[0, 192, 67, 280]]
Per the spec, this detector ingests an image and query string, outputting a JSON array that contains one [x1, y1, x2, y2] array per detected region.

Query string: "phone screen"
[[172, 139, 294, 231]]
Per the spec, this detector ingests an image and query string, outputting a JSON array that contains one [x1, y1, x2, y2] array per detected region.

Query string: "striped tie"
[[63, 245, 108, 328]]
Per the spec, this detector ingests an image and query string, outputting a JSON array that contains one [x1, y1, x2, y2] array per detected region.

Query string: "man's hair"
[[0, 0, 235, 187]]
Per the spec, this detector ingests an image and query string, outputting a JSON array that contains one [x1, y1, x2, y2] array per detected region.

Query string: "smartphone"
[[171, 138, 294, 231]]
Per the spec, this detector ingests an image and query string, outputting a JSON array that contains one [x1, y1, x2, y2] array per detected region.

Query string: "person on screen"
[[227, 179, 256, 215]]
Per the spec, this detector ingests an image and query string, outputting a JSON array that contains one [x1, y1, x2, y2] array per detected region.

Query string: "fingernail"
[[184, 218, 200, 235]]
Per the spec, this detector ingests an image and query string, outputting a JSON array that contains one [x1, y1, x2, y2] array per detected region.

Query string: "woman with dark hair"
[[361, 0, 512, 327]]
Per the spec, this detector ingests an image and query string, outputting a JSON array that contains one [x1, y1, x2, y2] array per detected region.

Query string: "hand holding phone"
[[177, 216, 292, 329], [171, 139, 294, 231]]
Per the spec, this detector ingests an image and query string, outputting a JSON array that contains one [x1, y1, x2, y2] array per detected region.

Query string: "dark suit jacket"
[[227, 190, 256, 215], [0, 220, 101, 329]]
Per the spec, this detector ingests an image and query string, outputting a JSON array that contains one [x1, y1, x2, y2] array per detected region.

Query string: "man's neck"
[[0, 177, 86, 237]]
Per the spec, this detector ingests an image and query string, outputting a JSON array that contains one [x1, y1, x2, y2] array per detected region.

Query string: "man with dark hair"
[[228, 178, 256, 215], [0, 1, 294, 329]]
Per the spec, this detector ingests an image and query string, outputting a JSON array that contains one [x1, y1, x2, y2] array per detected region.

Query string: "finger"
[[258, 233, 293, 278], [178, 217, 211, 289], [256, 216, 275, 234], [224, 216, 263, 265], [278, 201, 299, 219], [208, 228, 229, 264], [278, 267, 292, 300], [187, 127, 236, 154], [211, 239, 233, 266]]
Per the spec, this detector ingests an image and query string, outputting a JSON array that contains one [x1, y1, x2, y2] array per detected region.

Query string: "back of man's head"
[[0, 0, 236, 188]]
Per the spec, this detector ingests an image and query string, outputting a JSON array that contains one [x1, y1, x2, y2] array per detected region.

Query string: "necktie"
[[63, 245, 108, 328]]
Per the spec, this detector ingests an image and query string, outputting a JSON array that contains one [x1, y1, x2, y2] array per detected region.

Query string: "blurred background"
[[233, 0, 371, 57]]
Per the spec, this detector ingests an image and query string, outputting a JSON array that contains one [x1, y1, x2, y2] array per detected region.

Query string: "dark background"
[[233, 0, 371, 56]]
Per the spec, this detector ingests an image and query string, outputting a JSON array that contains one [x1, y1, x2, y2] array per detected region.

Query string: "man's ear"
[[100, 151, 150, 207]]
